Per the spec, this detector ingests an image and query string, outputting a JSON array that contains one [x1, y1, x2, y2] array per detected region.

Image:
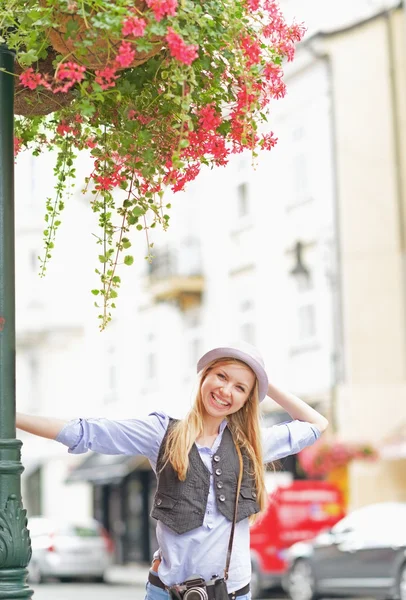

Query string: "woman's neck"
[[201, 414, 224, 437]]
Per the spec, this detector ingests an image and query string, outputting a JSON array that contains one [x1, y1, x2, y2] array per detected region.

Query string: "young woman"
[[17, 342, 328, 600]]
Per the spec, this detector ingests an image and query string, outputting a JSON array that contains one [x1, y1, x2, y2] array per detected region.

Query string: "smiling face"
[[200, 359, 256, 425]]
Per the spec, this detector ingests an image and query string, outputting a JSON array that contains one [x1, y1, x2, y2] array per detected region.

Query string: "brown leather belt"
[[148, 571, 250, 599]]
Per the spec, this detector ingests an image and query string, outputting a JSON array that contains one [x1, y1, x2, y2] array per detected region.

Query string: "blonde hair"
[[163, 358, 268, 519]]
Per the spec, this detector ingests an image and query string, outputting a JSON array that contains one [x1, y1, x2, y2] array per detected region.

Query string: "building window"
[[30, 250, 38, 272], [293, 154, 308, 201], [28, 354, 39, 413], [294, 272, 313, 293], [104, 346, 117, 404], [288, 243, 318, 348], [190, 338, 201, 367], [237, 183, 249, 218], [298, 304, 316, 340], [241, 322, 255, 345], [146, 353, 156, 379], [292, 126, 305, 141], [240, 299, 254, 312]]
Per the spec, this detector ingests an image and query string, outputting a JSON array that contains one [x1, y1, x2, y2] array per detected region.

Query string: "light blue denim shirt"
[[56, 411, 320, 593]]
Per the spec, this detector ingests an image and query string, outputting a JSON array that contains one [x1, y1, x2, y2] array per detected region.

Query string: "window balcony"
[[146, 243, 204, 310]]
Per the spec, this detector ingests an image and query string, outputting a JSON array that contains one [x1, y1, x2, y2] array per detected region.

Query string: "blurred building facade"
[[15, 0, 406, 564], [309, 3, 406, 505]]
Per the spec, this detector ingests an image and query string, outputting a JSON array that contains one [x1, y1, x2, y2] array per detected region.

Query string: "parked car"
[[249, 480, 345, 597], [27, 516, 114, 583], [283, 502, 406, 600]]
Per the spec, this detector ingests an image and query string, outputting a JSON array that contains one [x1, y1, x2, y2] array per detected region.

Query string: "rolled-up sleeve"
[[261, 420, 321, 463], [55, 411, 169, 467]]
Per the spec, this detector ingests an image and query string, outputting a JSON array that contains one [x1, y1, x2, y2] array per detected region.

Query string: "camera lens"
[[184, 587, 208, 600]]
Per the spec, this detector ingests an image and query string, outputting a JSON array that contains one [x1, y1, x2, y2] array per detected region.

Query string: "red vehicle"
[[250, 480, 346, 597]]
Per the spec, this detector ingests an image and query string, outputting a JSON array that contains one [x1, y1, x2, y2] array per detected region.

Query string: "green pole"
[[0, 45, 33, 599]]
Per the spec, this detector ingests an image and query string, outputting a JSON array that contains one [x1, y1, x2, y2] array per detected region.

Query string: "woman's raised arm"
[[267, 382, 329, 432], [16, 412, 68, 440]]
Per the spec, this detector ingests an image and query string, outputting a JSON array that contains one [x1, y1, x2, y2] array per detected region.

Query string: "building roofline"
[[303, 1, 403, 45]]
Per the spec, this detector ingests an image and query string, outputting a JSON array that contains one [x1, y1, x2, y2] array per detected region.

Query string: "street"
[[30, 583, 370, 600], [30, 583, 289, 600], [31, 583, 146, 599]]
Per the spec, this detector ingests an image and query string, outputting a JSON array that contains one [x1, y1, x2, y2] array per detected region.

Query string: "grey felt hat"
[[197, 341, 269, 401]]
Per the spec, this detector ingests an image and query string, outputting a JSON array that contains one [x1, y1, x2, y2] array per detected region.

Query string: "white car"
[[283, 502, 406, 600], [27, 516, 114, 583]]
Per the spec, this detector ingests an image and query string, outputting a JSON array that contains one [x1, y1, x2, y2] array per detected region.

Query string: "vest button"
[[219, 494, 226, 502], [213, 455, 220, 462], [217, 482, 223, 489], [252, 491, 257, 498], [215, 468, 222, 476], [156, 498, 162, 506]]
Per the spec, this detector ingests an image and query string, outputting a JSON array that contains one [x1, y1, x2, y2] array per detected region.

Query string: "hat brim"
[[197, 347, 268, 402]]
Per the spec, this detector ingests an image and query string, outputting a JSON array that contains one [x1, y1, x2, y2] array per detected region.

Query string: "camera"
[[168, 575, 229, 600]]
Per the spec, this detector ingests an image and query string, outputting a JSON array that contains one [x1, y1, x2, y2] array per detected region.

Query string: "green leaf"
[[91, 289, 100, 295], [132, 206, 145, 217], [124, 255, 134, 266]]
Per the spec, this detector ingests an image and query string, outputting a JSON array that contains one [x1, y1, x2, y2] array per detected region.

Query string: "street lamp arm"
[[16, 412, 67, 440]]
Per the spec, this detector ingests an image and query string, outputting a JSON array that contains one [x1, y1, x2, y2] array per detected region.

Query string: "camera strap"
[[223, 441, 244, 581]]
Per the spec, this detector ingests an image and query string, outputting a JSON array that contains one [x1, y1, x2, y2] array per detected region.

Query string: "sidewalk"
[[105, 562, 150, 586]]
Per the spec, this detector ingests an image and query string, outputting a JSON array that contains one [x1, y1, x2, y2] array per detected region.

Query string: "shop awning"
[[66, 453, 151, 485], [380, 422, 406, 460]]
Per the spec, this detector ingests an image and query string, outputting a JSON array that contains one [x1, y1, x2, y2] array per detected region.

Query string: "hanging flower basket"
[[5, 0, 306, 329], [298, 439, 379, 479], [14, 50, 75, 116], [40, 0, 164, 69]]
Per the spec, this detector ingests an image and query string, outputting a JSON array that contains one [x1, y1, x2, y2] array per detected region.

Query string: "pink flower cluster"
[[166, 28, 198, 66], [16, 0, 307, 209], [14, 137, 23, 158], [91, 155, 129, 191], [241, 35, 262, 67], [122, 16, 147, 37], [299, 440, 379, 478], [19, 62, 86, 94], [146, 0, 178, 21]]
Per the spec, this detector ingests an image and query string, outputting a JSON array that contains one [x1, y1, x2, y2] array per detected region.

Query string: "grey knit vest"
[[150, 419, 260, 534]]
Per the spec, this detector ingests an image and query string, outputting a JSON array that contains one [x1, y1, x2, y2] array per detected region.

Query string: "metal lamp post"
[[0, 44, 33, 599]]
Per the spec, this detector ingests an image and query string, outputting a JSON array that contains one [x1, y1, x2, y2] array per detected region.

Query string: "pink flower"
[[19, 68, 44, 90], [246, 0, 260, 10], [166, 27, 198, 65], [56, 62, 86, 83], [122, 16, 147, 37], [261, 132, 277, 150], [56, 121, 74, 136], [53, 61, 86, 93], [14, 137, 23, 157], [241, 35, 262, 67], [94, 66, 119, 90], [198, 105, 221, 131], [115, 41, 136, 68], [146, 0, 178, 22]]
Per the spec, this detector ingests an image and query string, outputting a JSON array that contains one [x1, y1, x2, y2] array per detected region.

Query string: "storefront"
[[67, 453, 158, 564]]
